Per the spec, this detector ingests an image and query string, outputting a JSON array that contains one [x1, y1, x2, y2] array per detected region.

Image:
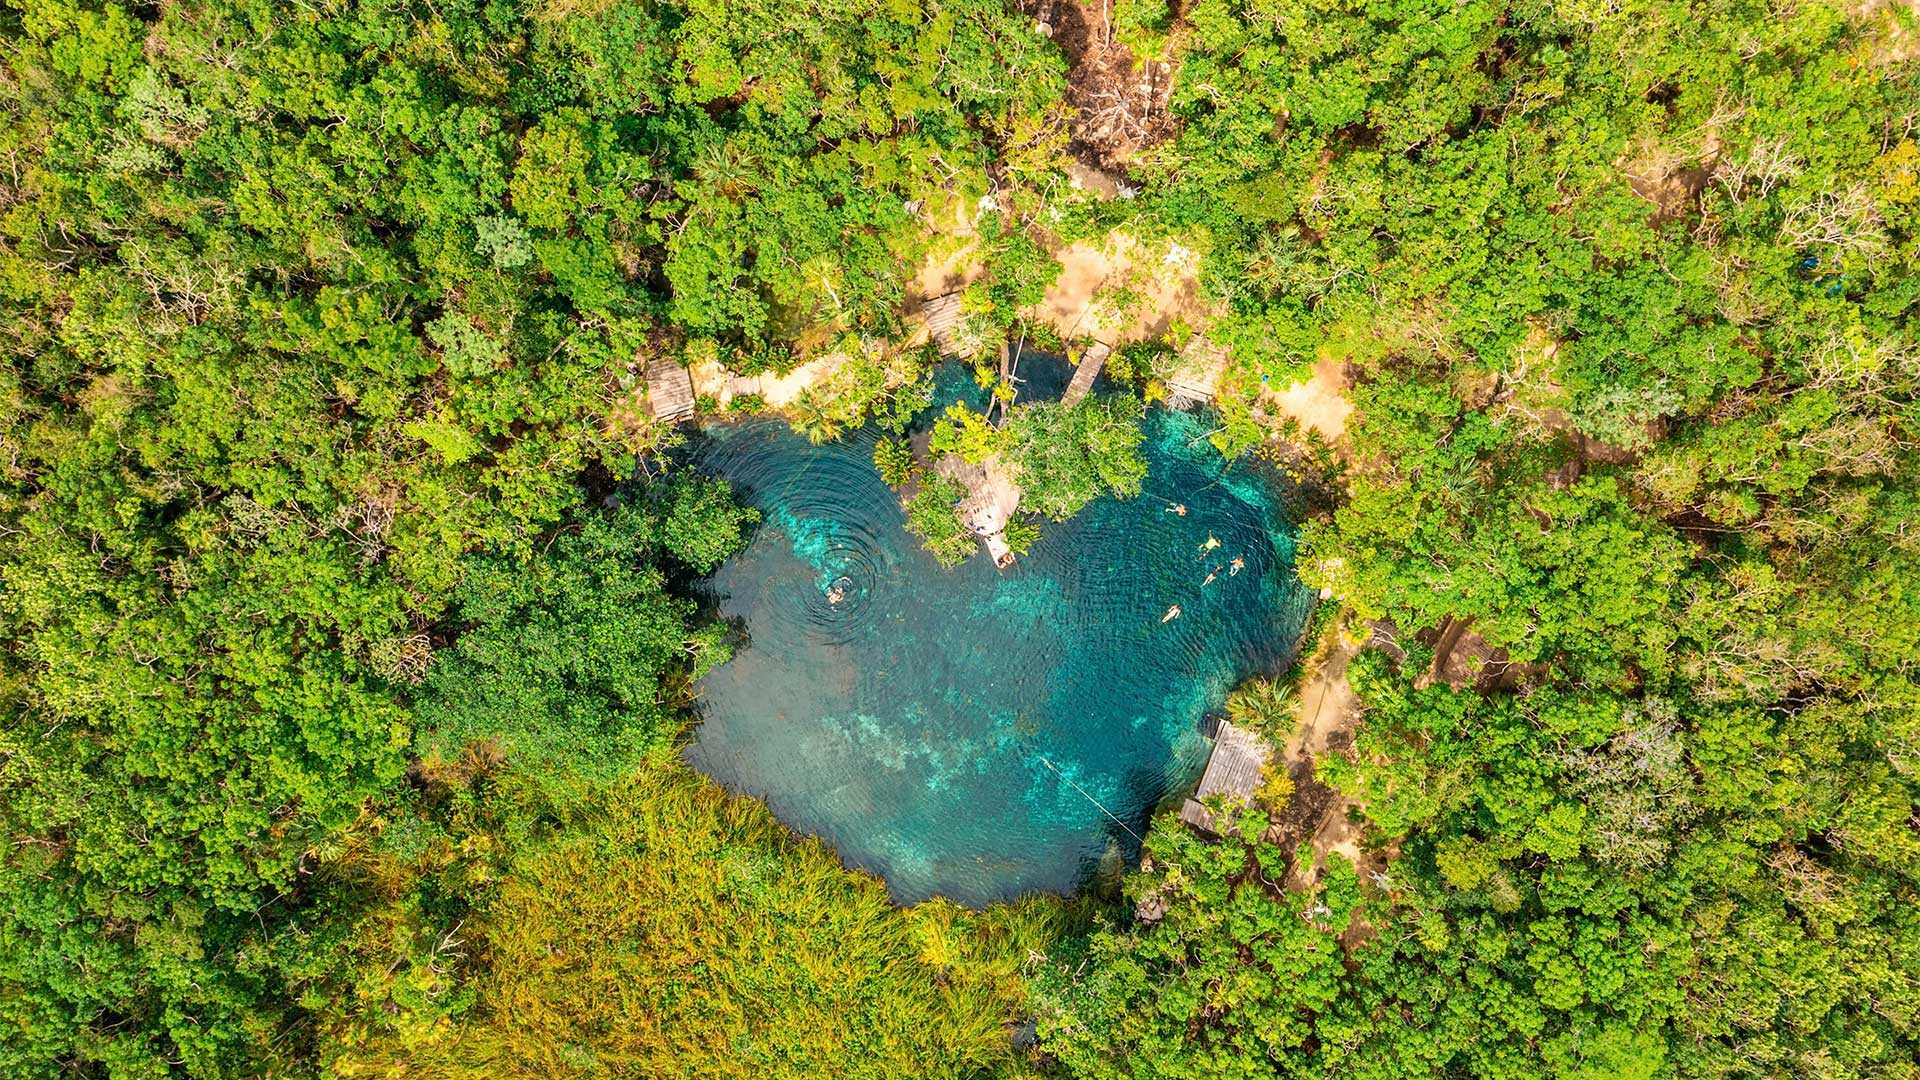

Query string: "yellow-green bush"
[[343, 759, 1059, 1079]]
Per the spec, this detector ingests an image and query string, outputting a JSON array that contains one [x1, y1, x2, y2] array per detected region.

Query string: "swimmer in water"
[[1229, 556, 1246, 576], [1202, 568, 1219, 586], [1200, 534, 1221, 554], [1161, 604, 1182, 623], [1165, 503, 1187, 516], [825, 576, 852, 605]]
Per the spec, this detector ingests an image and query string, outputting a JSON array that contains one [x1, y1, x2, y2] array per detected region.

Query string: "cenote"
[[683, 360, 1315, 905]]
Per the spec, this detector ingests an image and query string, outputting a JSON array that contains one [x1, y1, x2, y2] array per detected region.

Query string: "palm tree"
[[787, 395, 845, 445], [1225, 677, 1296, 736]]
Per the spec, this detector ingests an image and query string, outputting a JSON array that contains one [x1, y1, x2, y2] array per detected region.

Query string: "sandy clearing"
[[1285, 622, 1363, 765], [910, 194, 986, 301], [1026, 232, 1212, 344], [1273, 615, 1374, 890], [688, 354, 848, 409], [1258, 356, 1352, 443]]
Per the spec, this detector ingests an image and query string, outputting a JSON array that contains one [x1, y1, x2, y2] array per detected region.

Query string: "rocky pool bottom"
[[682, 362, 1315, 905]]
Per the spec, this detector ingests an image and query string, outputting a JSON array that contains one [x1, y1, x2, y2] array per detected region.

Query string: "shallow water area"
[[683, 368, 1315, 905]]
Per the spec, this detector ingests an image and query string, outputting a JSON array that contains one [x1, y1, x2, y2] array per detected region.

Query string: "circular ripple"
[[797, 553, 879, 645], [691, 424, 895, 648]]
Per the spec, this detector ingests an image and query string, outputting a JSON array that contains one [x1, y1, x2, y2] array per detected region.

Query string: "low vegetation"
[[904, 473, 981, 567], [0, 0, 1063, 1072], [1004, 396, 1150, 522], [330, 759, 1060, 1078], [1033, 0, 1920, 1075]]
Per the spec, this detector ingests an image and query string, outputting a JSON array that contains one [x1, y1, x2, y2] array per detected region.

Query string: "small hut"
[[1179, 720, 1272, 833], [646, 361, 697, 423]]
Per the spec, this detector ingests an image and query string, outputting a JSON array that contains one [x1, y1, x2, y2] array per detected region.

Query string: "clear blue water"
[[683, 362, 1314, 905]]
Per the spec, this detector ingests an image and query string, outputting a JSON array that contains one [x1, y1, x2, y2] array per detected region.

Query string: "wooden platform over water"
[[1179, 720, 1272, 833], [1062, 341, 1111, 405]]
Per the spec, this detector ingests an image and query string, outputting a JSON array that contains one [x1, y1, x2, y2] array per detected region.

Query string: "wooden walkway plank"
[[1062, 341, 1111, 405], [922, 292, 986, 359], [1165, 334, 1230, 407]]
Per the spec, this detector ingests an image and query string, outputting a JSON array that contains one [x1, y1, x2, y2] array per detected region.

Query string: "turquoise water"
[[683, 363, 1314, 905]]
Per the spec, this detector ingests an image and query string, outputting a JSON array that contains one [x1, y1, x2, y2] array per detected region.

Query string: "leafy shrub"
[[416, 492, 751, 780], [1005, 396, 1149, 521], [873, 436, 916, 488], [903, 474, 977, 567]]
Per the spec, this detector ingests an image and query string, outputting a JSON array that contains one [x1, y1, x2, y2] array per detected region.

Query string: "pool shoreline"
[[669, 368, 1318, 907]]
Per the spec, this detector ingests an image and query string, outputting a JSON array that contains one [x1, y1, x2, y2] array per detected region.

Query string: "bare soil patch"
[[1026, 232, 1210, 343], [1852, 0, 1920, 65], [689, 354, 847, 409], [1619, 107, 1734, 225], [1267, 616, 1376, 889], [1258, 356, 1353, 443], [910, 194, 985, 302], [1019, 0, 1177, 172]]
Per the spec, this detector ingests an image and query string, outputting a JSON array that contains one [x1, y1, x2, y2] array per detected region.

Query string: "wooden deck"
[[646, 361, 697, 423], [1165, 335, 1230, 407], [921, 293, 986, 359], [1179, 720, 1272, 832], [1062, 341, 1111, 405]]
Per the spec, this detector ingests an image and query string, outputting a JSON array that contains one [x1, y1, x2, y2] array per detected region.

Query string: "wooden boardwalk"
[[1179, 720, 1272, 832], [922, 293, 986, 359], [1062, 341, 1111, 405], [1165, 335, 1230, 407], [647, 361, 697, 423]]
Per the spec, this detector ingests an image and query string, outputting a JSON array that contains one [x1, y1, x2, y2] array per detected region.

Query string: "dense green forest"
[[1029, 0, 1920, 1076], [1, 0, 1915, 1075]]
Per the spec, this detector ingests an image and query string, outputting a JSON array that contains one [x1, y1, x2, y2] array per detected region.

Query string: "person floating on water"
[[1229, 556, 1245, 576], [825, 576, 852, 605], [1202, 568, 1219, 586], [1165, 502, 1187, 516], [1161, 604, 1182, 623], [1200, 534, 1221, 554]]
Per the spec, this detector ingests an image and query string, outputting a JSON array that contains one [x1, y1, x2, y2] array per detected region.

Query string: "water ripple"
[[681, 396, 1314, 906]]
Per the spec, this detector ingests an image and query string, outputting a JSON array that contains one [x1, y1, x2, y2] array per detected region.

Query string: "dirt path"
[[689, 354, 848, 409], [1269, 616, 1372, 889]]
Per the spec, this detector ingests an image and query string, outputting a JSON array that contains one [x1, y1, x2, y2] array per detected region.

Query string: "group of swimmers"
[[1160, 503, 1246, 623], [818, 500, 1239, 622]]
